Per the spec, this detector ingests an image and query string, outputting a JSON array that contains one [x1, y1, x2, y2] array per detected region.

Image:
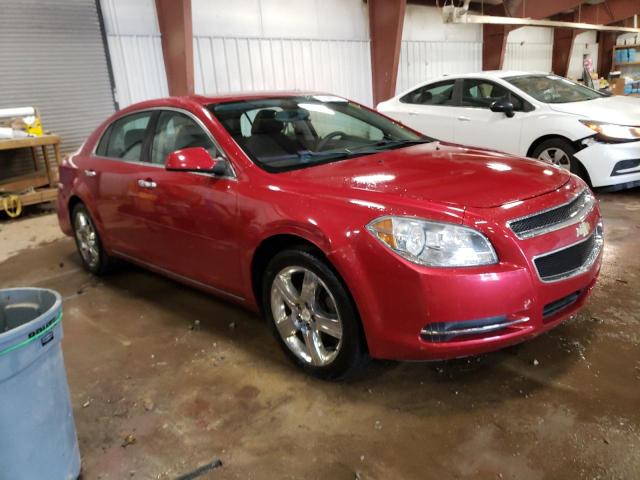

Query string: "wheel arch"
[[68, 194, 84, 219], [526, 134, 592, 186], [526, 134, 584, 158], [250, 232, 370, 355], [251, 234, 329, 312]]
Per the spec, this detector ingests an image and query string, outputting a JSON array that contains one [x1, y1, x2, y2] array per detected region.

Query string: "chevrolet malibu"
[[57, 93, 603, 379]]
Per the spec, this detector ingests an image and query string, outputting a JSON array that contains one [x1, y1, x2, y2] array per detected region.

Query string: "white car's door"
[[450, 78, 526, 155], [380, 80, 457, 142]]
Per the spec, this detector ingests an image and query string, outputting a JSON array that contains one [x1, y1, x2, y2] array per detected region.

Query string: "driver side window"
[[462, 79, 525, 111], [150, 111, 218, 165]]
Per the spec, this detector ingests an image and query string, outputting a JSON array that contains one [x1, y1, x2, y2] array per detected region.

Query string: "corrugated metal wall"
[[99, 0, 168, 107], [193, 37, 372, 106], [396, 5, 482, 94], [504, 27, 553, 73], [396, 41, 482, 94], [0, 0, 116, 180]]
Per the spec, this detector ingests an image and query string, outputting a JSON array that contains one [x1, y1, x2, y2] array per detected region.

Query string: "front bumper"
[[337, 182, 602, 361], [575, 138, 640, 188]]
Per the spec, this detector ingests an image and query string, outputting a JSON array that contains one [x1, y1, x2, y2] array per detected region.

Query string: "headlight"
[[366, 216, 498, 267], [579, 120, 640, 142]]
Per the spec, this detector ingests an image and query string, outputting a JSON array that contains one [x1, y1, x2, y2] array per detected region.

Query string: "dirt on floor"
[[0, 193, 639, 480]]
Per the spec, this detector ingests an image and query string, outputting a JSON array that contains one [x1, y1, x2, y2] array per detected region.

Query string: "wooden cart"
[[0, 134, 61, 218]]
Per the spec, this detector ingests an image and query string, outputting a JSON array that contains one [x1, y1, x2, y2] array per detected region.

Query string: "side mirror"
[[165, 147, 228, 176], [490, 100, 515, 118]]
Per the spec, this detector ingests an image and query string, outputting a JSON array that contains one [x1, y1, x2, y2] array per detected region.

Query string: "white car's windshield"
[[210, 96, 429, 172], [506, 74, 605, 104]]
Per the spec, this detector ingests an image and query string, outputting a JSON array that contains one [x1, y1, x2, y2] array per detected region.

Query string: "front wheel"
[[532, 138, 591, 184], [262, 248, 367, 379]]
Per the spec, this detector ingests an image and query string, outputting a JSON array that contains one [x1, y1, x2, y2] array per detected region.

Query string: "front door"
[[387, 80, 457, 142], [130, 109, 242, 295], [451, 78, 525, 155]]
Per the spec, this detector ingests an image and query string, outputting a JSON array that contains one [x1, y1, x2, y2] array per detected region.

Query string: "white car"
[[378, 71, 640, 190]]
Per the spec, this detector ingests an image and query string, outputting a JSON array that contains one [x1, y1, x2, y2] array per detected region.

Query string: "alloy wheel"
[[74, 210, 100, 269], [538, 147, 571, 170], [270, 266, 343, 367]]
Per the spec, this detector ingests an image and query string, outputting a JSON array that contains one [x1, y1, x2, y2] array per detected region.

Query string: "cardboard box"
[[611, 78, 626, 95]]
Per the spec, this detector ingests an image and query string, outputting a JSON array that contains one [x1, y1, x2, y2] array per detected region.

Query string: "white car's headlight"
[[366, 216, 498, 267], [579, 120, 640, 142]]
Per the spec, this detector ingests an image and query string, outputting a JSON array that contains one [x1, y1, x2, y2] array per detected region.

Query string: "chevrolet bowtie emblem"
[[576, 221, 590, 238]]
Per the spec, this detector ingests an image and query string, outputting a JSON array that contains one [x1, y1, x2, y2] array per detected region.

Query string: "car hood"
[[282, 142, 571, 208], [548, 96, 640, 125]]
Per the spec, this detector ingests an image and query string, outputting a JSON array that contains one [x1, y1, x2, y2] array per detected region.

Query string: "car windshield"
[[209, 95, 429, 172], [505, 74, 606, 104]]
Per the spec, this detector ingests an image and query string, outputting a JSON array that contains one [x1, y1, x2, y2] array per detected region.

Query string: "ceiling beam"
[[571, 0, 640, 25], [501, 0, 585, 19]]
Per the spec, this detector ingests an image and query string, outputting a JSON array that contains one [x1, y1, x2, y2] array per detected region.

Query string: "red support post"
[[483, 25, 511, 71], [552, 28, 579, 77], [155, 0, 194, 96], [369, 0, 407, 105], [597, 31, 618, 77]]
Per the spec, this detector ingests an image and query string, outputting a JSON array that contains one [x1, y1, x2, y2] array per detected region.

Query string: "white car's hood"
[[549, 96, 640, 125]]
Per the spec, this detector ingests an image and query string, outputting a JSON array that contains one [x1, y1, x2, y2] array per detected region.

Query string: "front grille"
[[534, 227, 602, 282], [543, 290, 582, 318], [508, 190, 594, 239]]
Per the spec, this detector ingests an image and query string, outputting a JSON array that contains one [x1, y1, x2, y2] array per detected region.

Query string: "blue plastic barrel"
[[0, 288, 80, 480]]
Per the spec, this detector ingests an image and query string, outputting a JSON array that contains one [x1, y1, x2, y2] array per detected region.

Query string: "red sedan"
[[57, 93, 603, 379]]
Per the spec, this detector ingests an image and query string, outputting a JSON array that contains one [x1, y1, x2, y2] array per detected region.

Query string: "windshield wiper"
[[345, 137, 432, 154]]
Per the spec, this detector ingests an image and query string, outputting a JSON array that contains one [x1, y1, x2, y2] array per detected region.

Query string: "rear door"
[[387, 80, 457, 141], [451, 78, 526, 154], [90, 111, 158, 258]]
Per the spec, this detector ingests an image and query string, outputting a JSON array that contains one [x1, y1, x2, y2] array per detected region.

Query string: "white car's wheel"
[[532, 138, 590, 185]]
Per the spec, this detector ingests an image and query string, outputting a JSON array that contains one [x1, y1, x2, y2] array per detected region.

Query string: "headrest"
[[174, 123, 210, 150], [124, 128, 145, 151], [251, 109, 284, 135]]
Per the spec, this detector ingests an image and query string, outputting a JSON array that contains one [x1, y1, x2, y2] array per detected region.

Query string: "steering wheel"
[[316, 131, 347, 151]]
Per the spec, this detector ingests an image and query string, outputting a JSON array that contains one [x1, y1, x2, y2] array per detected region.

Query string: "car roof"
[[442, 71, 547, 79], [190, 91, 336, 105], [118, 91, 346, 114]]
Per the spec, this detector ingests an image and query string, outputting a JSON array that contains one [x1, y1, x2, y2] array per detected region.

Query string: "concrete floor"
[[1, 191, 639, 480]]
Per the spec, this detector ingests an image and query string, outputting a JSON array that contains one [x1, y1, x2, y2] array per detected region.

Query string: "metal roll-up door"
[[0, 0, 117, 180]]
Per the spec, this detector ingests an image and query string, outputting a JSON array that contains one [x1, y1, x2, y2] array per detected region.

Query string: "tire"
[[262, 247, 367, 380], [71, 203, 112, 275], [531, 138, 591, 184]]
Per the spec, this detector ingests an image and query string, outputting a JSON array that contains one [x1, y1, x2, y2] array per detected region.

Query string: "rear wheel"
[[532, 138, 590, 184], [71, 203, 112, 275], [262, 248, 367, 379]]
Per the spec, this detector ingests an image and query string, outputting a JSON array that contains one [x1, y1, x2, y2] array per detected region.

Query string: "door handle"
[[83, 169, 97, 177], [457, 116, 471, 122], [137, 179, 157, 189]]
